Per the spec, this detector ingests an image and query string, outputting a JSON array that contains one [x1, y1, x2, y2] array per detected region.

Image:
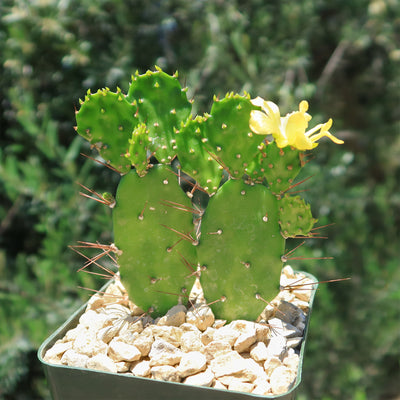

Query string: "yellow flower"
[[249, 97, 344, 150]]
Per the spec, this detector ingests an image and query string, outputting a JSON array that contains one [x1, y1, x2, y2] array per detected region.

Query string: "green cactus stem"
[[113, 164, 197, 316], [126, 68, 192, 164], [279, 194, 317, 239], [75, 87, 138, 174], [198, 179, 285, 321]]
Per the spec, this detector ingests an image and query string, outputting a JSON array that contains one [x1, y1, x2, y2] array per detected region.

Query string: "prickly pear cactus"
[[75, 68, 343, 320], [113, 165, 197, 315]]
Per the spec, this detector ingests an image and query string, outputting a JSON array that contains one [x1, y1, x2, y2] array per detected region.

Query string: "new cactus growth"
[[75, 67, 343, 321]]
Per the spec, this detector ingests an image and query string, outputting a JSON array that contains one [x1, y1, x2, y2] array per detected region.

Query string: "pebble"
[[151, 325, 182, 347], [131, 360, 151, 377], [177, 351, 207, 378], [44, 267, 313, 396], [250, 341, 269, 362], [148, 339, 183, 366], [61, 349, 89, 368], [269, 365, 296, 394], [204, 340, 232, 362], [183, 368, 214, 387], [73, 329, 107, 357], [186, 304, 215, 331], [108, 339, 141, 362], [151, 365, 180, 382], [87, 354, 117, 373], [132, 328, 153, 356], [268, 317, 302, 338], [180, 330, 205, 352], [157, 304, 187, 327], [265, 334, 287, 359]]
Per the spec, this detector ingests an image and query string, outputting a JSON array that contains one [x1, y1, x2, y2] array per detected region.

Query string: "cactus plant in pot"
[[38, 68, 344, 399]]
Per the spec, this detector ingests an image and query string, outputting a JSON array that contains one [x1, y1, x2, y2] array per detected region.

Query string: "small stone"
[[150, 325, 183, 347], [86, 294, 106, 311], [131, 360, 151, 377], [180, 330, 205, 352], [250, 341, 269, 362], [240, 358, 266, 383], [269, 365, 296, 394], [64, 325, 86, 341], [286, 337, 303, 349], [268, 318, 301, 338], [233, 330, 257, 353], [118, 316, 144, 335], [73, 329, 108, 357], [151, 365, 181, 382], [292, 299, 311, 312], [178, 351, 207, 378], [157, 304, 187, 327], [61, 349, 89, 368], [188, 277, 206, 304], [116, 329, 140, 346], [228, 381, 254, 393], [133, 328, 154, 356], [213, 319, 227, 329], [278, 290, 296, 303], [79, 310, 109, 331], [258, 303, 275, 322], [276, 301, 305, 327], [265, 334, 287, 359], [186, 304, 215, 331], [213, 380, 228, 390], [97, 324, 122, 344], [212, 327, 240, 346], [293, 287, 313, 302], [283, 352, 300, 371], [204, 340, 232, 362], [115, 360, 131, 373], [227, 320, 255, 333], [44, 341, 72, 360], [281, 265, 296, 280], [149, 339, 183, 366], [179, 322, 200, 332], [108, 339, 141, 362], [183, 368, 214, 387], [201, 327, 215, 345], [210, 351, 253, 378], [255, 323, 271, 343], [218, 375, 246, 387], [264, 356, 283, 376], [252, 380, 272, 395], [87, 354, 117, 373]]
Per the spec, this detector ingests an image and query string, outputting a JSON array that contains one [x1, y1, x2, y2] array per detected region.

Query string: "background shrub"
[[1, 0, 399, 398]]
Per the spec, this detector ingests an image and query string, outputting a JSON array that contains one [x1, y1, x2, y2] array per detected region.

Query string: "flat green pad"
[[76, 88, 138, 174], [279, 194, 317, 238], [198, 179, 285, 321], [126, 70, 192, 164], [113, 165, 197, 316]]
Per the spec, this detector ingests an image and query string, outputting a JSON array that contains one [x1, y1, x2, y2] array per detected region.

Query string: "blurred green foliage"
[[0, 0, 399, 399]]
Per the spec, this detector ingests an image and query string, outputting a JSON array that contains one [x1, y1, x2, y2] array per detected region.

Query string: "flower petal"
[[249, 110, 271, 135]]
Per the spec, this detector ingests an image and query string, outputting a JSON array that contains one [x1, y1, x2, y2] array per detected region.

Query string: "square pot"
[[38, 271, 318, 400]]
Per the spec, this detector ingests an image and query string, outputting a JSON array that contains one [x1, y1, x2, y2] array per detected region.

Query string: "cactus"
[[75, 68, 343, 320]]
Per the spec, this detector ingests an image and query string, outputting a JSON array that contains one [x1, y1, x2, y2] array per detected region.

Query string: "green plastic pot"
[[38, 272, 318, 400]]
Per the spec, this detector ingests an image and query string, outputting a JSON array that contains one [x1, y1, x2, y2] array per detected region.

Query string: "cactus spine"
[[75, 68, 343, 320]]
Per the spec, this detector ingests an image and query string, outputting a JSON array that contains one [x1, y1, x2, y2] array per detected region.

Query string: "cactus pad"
[[198, 179, 285, 321], [261, 142, 303, 196], [75, 88, 139, 174], [279, 194, 317, 238], [113, 165, 197, 316], [126, 69, 192, 164]]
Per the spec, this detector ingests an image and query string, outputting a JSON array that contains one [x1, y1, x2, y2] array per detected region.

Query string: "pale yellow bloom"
[[250, 97, 344, 150]]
